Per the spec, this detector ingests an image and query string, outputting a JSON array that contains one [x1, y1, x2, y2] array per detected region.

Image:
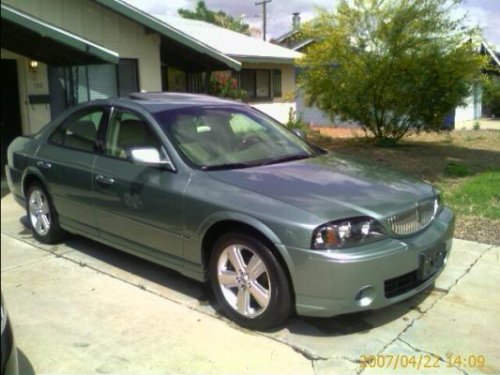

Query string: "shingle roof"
[[154, 16, 302, 64]]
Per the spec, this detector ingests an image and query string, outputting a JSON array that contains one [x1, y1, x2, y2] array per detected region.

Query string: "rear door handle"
[[36, 161, 52, 170], [95, 175, 115, 185]]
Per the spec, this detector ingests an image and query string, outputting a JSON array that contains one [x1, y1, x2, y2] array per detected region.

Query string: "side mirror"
[[292, 128, 306, 139], [126, 147, 175, 171]]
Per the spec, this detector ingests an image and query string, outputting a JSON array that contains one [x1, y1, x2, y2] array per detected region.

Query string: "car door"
[[35, 106, 107, 236], [93, 107, 187, 262]]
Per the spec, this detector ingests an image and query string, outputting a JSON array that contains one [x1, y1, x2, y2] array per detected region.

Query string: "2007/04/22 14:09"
[[359, 354, 486, 370]]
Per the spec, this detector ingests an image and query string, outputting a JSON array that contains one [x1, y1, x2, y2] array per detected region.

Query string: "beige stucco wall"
[[241, 62, 296, 102], [2, 0, 162, 134], [3, 0, 162, 92], [1, 48, 51, 134]]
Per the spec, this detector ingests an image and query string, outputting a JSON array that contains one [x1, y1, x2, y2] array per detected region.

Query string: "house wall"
[[455, 83, 482, 124], [2, 0, 162, 134], [241, 62, 296, 123], [3, 0, 162, 93], [251, 102, 296, 124], [1, 48, 51, 134], [241, 62, 295, 102]]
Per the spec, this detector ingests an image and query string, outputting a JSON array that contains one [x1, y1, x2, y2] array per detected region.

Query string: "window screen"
[[240, 69, 274, 99], [118, 59, 139, 97], [255, 70, 270, 98], [240, 70, 255, 98]]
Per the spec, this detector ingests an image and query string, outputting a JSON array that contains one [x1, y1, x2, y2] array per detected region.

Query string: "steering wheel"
[[233, 135, 261, 152]]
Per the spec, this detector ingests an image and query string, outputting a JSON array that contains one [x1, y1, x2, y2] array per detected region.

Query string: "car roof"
[[107, 92, 245, 113]]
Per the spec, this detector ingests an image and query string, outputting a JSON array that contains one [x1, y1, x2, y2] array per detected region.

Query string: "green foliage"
[[178, 1, 250, 35], [444, 162, 470, 177], [482, 76, 500, 117], [299, 0, 486, 145], [285, 108, 309, 134], [444, 171, 500, 219], [208, 72, 247, 100], [473, 121, 480, 130]]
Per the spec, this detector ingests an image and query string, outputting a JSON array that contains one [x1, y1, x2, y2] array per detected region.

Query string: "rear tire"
[[26, 182, 65, 244], [210, 232, 292, 330]]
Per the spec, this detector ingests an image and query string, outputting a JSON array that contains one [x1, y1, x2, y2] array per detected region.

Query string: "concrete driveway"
[[1, 193, 499, 374]]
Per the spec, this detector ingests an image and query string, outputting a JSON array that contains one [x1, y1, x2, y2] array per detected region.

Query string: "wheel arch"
[[198, 213, 297, 300], [22, 167, 50, 198]]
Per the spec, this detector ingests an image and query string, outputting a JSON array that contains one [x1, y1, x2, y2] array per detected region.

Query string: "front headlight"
[[312, 217, 387, 249]]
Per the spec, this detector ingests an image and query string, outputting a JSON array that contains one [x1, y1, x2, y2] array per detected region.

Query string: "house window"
[[117, 59, 139, 97], [240, 70, 256, 98], [48, 59, 139, 119], [239, 69, 281, 100]]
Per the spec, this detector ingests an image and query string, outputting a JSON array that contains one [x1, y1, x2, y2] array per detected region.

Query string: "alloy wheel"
[[216, 244, 271, 318], [28, 188, 51, 236]]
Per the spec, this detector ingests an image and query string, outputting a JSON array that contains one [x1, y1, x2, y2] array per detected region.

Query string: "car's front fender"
[[185, 210, 298, 287]]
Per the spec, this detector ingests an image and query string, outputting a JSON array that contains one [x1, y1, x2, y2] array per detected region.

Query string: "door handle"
[[95, 175, 115, 185], [36, 161, 52, 170]]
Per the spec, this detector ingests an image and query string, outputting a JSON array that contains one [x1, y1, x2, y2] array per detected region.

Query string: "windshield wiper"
[[201, 154, 310, 170], [256, 153, 310, 166], [200, 162, 253, 171]]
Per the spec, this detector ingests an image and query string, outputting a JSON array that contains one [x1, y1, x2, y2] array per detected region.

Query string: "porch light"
[[29, 60, 38, 73]]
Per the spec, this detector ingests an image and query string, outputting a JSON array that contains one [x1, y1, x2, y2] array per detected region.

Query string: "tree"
[[299, 0, 487, 145], [178, 1, 251, 35]]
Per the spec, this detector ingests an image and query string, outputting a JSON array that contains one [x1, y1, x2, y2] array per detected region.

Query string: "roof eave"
[[481, 41, 500, 67], [229, 55, 301, 65], [94, 0, 241, 71], [273, 29, 300, 44], [1, 3, 119, 64]]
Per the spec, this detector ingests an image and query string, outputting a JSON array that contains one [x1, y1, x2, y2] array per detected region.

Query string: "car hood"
[[207, 152, 435, 221]]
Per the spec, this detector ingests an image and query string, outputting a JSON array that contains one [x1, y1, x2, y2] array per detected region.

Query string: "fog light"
[[355, 286, 376, 307]]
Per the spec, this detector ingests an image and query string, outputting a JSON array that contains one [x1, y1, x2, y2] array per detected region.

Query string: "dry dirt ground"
[[309, 127, 500, 245]]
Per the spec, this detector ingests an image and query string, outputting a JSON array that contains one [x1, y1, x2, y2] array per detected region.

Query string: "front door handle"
[[36, 161, 52, 170], [95, 175, 115, 185]]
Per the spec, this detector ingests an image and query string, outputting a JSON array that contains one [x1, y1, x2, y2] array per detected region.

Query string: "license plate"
[[418, 244, 446, 280]]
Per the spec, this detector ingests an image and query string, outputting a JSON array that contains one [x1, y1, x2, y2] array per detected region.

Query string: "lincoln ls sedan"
[[6, 92, 455, 330]]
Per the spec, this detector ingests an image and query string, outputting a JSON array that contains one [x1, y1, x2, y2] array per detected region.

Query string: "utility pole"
[[255, 0, 272, 41]]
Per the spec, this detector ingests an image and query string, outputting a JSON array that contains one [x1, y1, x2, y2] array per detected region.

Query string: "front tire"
[[210, 232, 292, 330], [26, 182, 65, 244]]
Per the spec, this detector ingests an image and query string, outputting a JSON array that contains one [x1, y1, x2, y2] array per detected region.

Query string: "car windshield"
[[153, 106, 318, 170]]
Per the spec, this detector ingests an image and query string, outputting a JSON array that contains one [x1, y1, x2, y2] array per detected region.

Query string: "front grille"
[[384, 270, 422, 298], [387, 198, 438, 236]]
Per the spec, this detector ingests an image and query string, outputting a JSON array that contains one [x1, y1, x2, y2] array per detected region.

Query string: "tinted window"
[[49, 108, 103, 152], [105, 109, 161, 159]]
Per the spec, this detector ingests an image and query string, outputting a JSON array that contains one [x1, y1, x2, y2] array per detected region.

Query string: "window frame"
[[97, 106, 175, 171], [47, 106, 109, 154], [238, 68, 282, 101]]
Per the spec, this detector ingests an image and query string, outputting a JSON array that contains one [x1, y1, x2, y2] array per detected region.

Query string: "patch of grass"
[[444, 162, 470, 177], [464, 135, 486, 142], [445, 171, 500, 220], [309, 129, 500, 244]]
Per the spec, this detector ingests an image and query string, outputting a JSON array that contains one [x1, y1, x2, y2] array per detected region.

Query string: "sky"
[[123, 0, 500, 47]]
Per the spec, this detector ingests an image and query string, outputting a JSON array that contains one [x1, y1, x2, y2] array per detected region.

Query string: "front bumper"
[[285, 207, 455, 317]]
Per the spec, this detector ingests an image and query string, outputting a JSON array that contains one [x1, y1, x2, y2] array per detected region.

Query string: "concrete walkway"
[[1, 194, 499, 374], [455, 118, 500, 131]]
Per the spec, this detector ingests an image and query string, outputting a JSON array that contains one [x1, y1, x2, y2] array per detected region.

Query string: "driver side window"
[[105, 109, 161, 159]]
